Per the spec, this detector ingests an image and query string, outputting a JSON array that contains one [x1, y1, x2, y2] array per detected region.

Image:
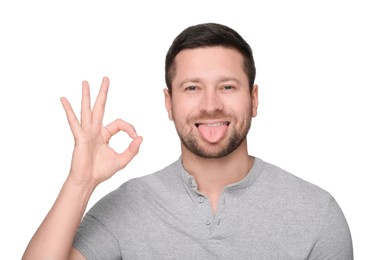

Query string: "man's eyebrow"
[[179, 77, 240, 88], [218, 76, 240, 84], [179, 78, 202, 88]]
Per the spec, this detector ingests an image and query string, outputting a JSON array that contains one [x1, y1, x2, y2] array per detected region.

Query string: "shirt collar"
[[176, 157, 264, 193]]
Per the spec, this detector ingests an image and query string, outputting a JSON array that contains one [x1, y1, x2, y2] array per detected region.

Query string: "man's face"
[[164, 46, 258, 159]]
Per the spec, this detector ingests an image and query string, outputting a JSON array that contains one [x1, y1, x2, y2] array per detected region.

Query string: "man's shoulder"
[[251, 158, 353, 258], [117, 159, 182, 195], [88, 160, 182, 215], [255, 158, 332, 204]]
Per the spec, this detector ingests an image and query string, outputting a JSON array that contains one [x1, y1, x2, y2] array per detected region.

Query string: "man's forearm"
[[22, 178, 96, 260]]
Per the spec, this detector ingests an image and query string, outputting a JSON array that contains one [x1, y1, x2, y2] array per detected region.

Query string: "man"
[[23, 23, 353, 259]]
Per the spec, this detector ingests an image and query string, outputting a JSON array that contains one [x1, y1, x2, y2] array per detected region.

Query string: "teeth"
[[207, 122, 224, 127], [196, 122, 228, 127], [195, 122, 229, 128]]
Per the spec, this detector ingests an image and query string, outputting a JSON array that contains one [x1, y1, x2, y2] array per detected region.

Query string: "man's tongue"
[[197, 123, 228, 143]]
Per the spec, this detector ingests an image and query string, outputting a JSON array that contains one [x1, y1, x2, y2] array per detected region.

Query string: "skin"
[[23, 78, 142, 260], [23, 46, 258, 259], [165, 46, 258, 212]]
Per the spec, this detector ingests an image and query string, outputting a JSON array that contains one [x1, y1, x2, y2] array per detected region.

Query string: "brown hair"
[[165, 23, 256, 93]]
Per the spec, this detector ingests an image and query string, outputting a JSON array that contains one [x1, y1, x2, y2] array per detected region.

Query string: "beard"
[[174, 110, 252, 159]]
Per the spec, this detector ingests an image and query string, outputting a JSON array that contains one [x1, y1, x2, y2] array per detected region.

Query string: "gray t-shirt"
[[73, 158, 353, 259]]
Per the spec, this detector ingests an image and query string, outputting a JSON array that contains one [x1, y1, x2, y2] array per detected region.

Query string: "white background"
[[1, 0, 389, 258]]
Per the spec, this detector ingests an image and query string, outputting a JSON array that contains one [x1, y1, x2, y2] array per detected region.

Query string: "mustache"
[[189, 110, 234, 122]]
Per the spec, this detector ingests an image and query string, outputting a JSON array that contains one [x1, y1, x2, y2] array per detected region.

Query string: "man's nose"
[[199, 88, 223, 112]]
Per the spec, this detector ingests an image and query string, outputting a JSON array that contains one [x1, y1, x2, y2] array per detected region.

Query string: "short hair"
[[165, 23, 256, 93]]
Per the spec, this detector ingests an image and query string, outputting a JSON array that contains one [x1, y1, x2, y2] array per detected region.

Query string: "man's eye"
[[223, 85, 234, 90], [185, 86, 197, 91]]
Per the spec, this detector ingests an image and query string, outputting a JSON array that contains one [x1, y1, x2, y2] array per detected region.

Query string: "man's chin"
[[183, 142, 236, 159], [179, 129, 248, 159]]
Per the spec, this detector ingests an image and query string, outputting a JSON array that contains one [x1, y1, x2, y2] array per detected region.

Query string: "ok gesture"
[[60, 77, 143, 187]]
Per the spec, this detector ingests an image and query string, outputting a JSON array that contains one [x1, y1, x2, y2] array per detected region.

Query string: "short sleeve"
[[308, 196, 353, 259], [73, 213, 121, 260]]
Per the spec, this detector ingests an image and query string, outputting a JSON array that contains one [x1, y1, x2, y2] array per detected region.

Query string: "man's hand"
[[60, 76, 143, 187]]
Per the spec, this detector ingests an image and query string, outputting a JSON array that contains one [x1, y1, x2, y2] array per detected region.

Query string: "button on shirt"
[[73, 158, 353, 259]]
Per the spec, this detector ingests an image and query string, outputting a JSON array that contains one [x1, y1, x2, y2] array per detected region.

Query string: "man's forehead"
[[173, 47, 245, 77], [175, 46, 243, 59]]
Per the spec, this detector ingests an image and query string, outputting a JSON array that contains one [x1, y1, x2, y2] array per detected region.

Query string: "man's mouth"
[[195, 121, 230, 128], [195, 121, 230, 143]]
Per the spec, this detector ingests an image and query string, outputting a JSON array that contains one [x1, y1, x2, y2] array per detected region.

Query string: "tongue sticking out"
[[197, 123, 228, 143]]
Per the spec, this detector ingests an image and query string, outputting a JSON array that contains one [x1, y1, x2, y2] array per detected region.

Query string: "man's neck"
[[181, 141, 254, 212]]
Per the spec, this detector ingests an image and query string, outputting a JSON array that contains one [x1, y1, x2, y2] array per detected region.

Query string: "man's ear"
[[163, 88, 173, 120], [251, 84, 259, 117]]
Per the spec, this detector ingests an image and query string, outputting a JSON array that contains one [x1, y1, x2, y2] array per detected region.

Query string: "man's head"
[[165, 23, 256, 94], [164, 23, 258, 159]]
